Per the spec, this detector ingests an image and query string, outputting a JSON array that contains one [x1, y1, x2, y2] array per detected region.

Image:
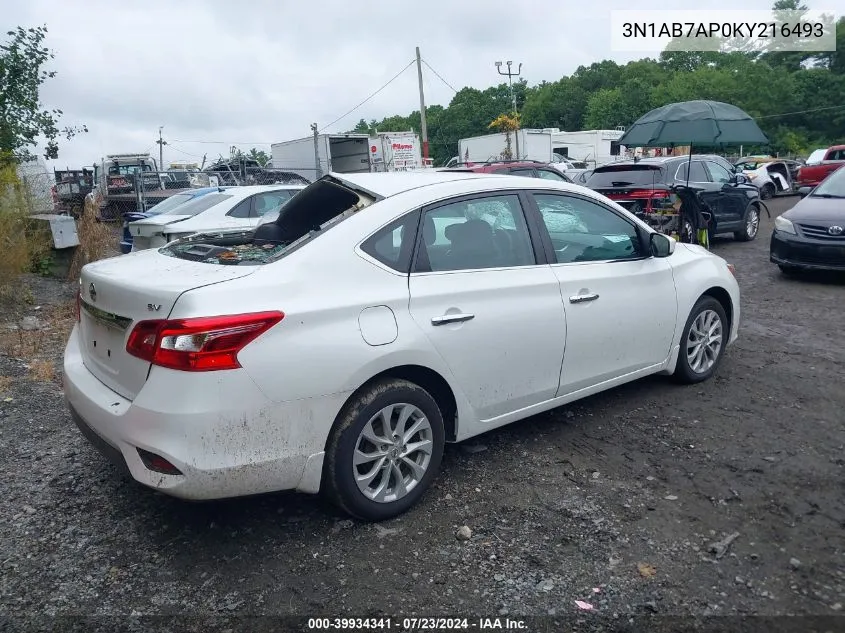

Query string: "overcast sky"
[[8, 0, 784, 169]]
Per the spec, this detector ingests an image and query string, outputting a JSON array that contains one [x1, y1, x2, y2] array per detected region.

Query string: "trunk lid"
[[78, 251, 258, 400], [129, 215, 192, 237]]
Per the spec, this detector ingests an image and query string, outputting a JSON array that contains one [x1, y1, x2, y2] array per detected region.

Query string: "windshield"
[[586, 165, 664, 188], [108, 164, 153, 175], [159, 192, 233, 216], [805, 149, 827, 165], [810, 166, 845, 197]]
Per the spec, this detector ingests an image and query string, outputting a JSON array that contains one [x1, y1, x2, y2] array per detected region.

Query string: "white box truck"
[[455, 129, 556, 165], [271, 134, 372, 182], [271, 131, 425, 181]]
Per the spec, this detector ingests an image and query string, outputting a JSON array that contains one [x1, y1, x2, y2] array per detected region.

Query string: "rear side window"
[[227, 198, 252, 218], [360, 210, 421, 273], [675, 161, 709, 182], [587, 166, 664, 188]]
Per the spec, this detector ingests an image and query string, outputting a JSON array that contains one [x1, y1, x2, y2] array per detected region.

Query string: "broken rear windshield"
[[159, 176, 373, 266]]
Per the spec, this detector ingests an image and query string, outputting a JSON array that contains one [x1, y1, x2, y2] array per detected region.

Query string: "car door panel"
[[702, 161, 744, 231], [409, 268, 566, 420], [527, 192, 678, 395], [407, 192, 566, 422], [551, 259, 677, 394]]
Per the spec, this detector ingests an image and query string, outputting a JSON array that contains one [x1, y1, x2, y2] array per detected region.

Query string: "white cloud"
[[6, 0, 778, 169]]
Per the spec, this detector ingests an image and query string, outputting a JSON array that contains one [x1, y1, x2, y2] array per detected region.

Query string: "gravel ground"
[[1, 197, 843, 631]]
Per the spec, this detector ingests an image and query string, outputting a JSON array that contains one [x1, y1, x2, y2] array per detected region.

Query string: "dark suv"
[[442, 160, 573, 183], [585, 155, 763, 241]]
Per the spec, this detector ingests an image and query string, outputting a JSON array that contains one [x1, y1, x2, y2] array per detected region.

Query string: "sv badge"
[[147, 303, 162, 312]]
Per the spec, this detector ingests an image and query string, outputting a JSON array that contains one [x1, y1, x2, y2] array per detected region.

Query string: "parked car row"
[[123, 185, 305, 251]]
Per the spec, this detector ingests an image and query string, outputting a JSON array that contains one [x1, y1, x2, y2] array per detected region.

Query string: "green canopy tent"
[[618, 100, 769, 248]]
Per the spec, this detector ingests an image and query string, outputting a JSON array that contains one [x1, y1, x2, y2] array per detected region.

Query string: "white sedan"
[[128, 184, 306, 250], [64, 171, 740, 521]]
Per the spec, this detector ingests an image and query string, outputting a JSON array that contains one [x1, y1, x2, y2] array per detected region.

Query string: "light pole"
[[495, 61, 522, 159]]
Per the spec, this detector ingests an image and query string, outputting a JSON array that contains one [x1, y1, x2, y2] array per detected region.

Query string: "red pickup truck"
[[796, 145, 845, 187]]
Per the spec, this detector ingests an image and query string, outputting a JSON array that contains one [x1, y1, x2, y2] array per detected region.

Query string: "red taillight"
[[626, 189, 668, 199], [126, 311, 283, 371]]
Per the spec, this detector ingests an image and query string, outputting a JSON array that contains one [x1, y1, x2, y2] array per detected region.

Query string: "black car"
[[585, 155, 763, 241], [770, 166, 845, 274]]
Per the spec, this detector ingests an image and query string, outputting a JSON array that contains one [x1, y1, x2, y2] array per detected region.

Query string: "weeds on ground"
[[68, 195, 114, 280], [0, 301, 75, 384], [0, 164, 52, 303], [0, 375, 12, 395]]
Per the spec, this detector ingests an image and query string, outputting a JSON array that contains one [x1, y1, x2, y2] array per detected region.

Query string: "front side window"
[[252, 190, 293, 218], [533, 194, 643, 263], [414, 195, 535, 272]]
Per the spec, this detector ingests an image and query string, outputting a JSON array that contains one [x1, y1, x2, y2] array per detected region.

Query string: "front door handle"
[[431, 313, 475, 326], [569, 293, 599, 304]]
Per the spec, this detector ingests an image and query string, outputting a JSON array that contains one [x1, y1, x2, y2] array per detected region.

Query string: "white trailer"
[[271, 134, 372, 182], [549, 129, 626, 167], [456, 129, 555, 165], [271, 131, 426, 181]]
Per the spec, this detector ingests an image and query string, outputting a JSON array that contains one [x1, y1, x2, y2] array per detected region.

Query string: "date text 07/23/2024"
[[306, 617, 528, 630]]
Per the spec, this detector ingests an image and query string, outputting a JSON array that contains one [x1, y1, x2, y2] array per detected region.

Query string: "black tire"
[[734, 204, 760, 242], [322, 378, 445, 521], [673, 296, 729, 385], [761, 183, 775, 200]]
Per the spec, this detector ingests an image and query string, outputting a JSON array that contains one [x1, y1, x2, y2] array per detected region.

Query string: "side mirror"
[[733, 173, 749, 185], [650, 232, 676, 257], [798, 186, 812, 198]]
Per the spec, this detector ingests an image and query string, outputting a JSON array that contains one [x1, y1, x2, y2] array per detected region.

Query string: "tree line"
[[349, 8, 845, 166]]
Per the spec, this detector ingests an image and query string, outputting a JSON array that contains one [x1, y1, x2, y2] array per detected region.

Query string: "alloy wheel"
[[746, 208, 759, 238], [686, 309, 723, 374], [353, 403, 434, 503]]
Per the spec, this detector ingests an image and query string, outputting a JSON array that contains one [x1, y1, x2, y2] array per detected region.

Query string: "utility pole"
[[156, 126, 167, 171], [415, 46, 429, 165], [311, 123, 323, 179], [495, 61, 522, 159]]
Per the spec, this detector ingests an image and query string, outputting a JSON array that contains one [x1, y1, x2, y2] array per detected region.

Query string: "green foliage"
[[246, 148, 270, 166], [0, 26, 86, 163]]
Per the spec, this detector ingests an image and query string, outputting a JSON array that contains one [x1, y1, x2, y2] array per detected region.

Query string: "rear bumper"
[[770, 230, 845, 271], [62, 326, 337, 500]]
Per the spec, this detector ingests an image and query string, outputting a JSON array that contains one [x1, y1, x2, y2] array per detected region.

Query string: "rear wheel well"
[[701, 286, 733, 333], [332, 365, 458, 444]]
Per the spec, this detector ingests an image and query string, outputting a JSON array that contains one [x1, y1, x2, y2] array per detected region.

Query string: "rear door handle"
[[431, 313, 475, 326], [569, 293, 599, 304]]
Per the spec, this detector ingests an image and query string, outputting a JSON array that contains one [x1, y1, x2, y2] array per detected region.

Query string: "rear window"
[[805, 149, 827, 165], [586, 165, 665, 188], [159, 193, 233, 216], [146, 192, 196, 216]]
